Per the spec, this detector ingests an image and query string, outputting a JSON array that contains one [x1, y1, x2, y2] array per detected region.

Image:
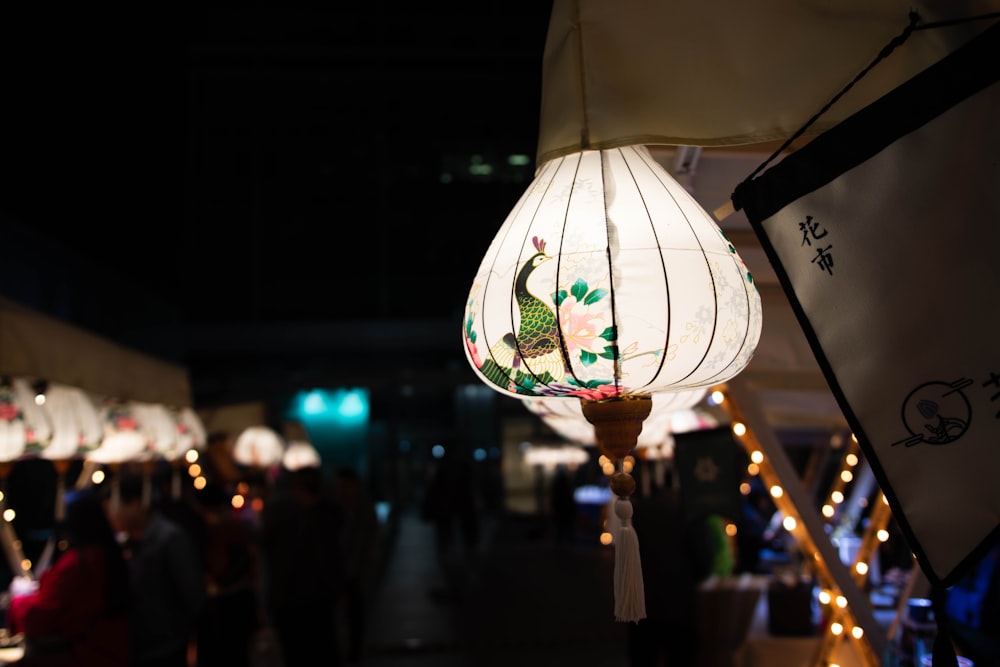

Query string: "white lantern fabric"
[[0, 377, 53, 462], [171, 407, 207, 462], [131, 402, 180, 460], [40, 383, 103, 460], [282, 440, 321, 471], [87, 400, 151, 464], [523, 387, 708, 449], [464, 145, 762, 400], [233, 426, 285, 468]]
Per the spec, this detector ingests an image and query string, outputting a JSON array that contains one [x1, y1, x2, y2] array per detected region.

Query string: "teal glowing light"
[[289, 388, 369, 426], [338, 391, 367, 419], [302, 390, 328, 415]]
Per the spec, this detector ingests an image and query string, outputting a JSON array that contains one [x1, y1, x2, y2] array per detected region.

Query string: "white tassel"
[[613, 496, 646, 622]]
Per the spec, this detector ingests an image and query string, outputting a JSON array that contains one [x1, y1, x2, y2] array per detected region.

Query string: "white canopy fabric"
[[0, 296, 191, 407], [537, 0, 999, 162]]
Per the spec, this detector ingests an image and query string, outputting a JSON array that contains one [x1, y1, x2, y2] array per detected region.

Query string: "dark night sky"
[[1, 2, 553, 328]]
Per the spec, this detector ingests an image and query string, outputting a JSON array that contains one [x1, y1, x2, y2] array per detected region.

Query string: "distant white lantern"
[[233, 426, 285, 469], [282, 440, 321, 471]]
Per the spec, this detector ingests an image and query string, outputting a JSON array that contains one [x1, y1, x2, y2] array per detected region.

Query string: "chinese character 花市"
[[799, 215, 829, 247], [810, 245, 834, 275]]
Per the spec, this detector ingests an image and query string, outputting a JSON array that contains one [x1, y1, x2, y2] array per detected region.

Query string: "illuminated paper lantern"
[[282, 440, 321, 471], [464, 145, 762, 621], [233, 426, 285, 469]]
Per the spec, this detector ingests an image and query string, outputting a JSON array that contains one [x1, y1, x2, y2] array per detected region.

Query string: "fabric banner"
[[732, 21, 1000, 586], [674, 426, 742, 523]]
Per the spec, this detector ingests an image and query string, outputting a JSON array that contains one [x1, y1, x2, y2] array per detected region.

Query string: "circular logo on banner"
[[893, 379, 972, 447]]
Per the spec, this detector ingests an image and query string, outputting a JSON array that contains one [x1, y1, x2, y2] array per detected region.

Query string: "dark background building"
[[1, 1, 554, 423]]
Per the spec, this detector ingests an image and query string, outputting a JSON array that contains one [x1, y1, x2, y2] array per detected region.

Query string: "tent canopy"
[[537, 0, 998, 162], [0, 296, 191, 407]]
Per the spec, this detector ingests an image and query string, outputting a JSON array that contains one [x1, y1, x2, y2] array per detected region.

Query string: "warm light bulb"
[[856, 562, 869, 575], [818, 590, 832, 605], [732, 422, 747, 437], [831, 490, 844, 504], [232, 494, 245, 510], [877, 529, 889, 542], [822, 504, 835, 518], [185, 449, 199, 463], [769, 485, 783, 498], [193, 476, 207, 490], [2, 509, 14, 522], [602, 462, 615, 475], [836, 595, 847, 608], [851, 626, 864, 639], [845, 453, 858, 466], [830, 622, 843, 635], [725, 523, 738, 537], [710, 390, 725, 405], [188, 463, 202, 477], [750, 450, 764, 464], [91, 470, 105, 485], [600, 532, 613, 545], [782, 516, 797, 531], [840, 470, 853, 483], [747, 463, 760, 476]]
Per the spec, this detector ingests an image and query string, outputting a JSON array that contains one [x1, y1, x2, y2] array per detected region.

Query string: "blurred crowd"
[[0, 451, 381, 667]]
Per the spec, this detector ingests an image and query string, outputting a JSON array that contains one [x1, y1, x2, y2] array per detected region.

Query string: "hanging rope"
[[735, 11, 920, 200], [732, 9, 1000, 212]]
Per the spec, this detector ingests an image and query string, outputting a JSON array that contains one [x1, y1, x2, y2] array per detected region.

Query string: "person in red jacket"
[[7, 487, 132, 667]]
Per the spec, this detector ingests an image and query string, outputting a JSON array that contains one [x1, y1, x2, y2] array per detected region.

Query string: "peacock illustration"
[[488, 236, 569, 388]]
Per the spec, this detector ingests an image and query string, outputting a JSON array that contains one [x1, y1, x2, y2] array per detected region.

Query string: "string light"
[[712, 386, 892, 666]]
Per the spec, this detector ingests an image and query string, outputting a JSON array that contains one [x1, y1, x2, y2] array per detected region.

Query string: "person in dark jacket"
[[259, 465, 346, 667], [107, 471, 206, 667]]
